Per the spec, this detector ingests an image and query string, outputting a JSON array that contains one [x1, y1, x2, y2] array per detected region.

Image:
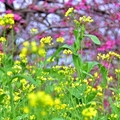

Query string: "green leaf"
[[98, 64, 107, 88], [109, 97, 118, 113], [0, 94, 6, 103], [69, 84, 86, 99], [86, 92, 97, 103], [81, 61, 98, 79], [10, 74, 37, 86], [85, 34, 101, 45]]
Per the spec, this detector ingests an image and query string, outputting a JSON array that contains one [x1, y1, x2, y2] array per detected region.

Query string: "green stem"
[[11, 28, 15, 58], [9, 83, 15, 119]]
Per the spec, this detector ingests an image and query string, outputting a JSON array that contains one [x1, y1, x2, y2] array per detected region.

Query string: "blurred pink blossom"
[[14, 14, 21, 21]]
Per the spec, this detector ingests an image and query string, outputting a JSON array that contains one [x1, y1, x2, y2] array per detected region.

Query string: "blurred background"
[[0, 0, 120, 64]]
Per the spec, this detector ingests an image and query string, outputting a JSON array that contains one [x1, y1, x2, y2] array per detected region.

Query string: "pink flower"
[[0, 0, 5, 2], [49, 8, 56, 13], [14, 25, 20, 33], [6, 10, 12, 13], [14, 14, 21, 21], [67, 40, 73, 45], [7, 0, 14, 4]]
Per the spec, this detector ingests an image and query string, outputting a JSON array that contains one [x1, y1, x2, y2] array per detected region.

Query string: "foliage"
[[0, 7, 120, 120]]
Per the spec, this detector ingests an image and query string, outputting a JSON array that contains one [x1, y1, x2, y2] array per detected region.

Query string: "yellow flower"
[[63, 49, 72, 55], [30, 28, 38, 34], [82, 107, 97, 119], [23, 41, 29, 47], [7, 71, 13, 76], [23, 107, 29, 113], [38, 48, 46, 57], [79, 16, 94, 23], [28, 93, 37, 107], [21, 47, 28, 55], [0, 37, 6, 42], [40, 36, 52, 44], [56, 37, 64, 43], [65, 7, 74, 17], [31, 41, 37, 52]]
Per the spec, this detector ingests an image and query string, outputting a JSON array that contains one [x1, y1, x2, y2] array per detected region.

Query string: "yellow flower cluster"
[[38, 43, 46, 57], [65, 7, 74, 17], [79, 16, 94, 23], [20, 40, 46, 62], [115, 69, 120, 74], [109, 113, 118, 119], [40, 36, 52, 44], [12, 64, 22, 73], [0, 14, 15, 28], [56, 37, 64, 43], [20, 79, 35, 92], [28, 91, 60, 107], [82, 107, 97, 119], [0, 37, 6, 42], [63, 49, 72, 55], [19, 46, 28, 63], [97, 51, 120, 61]]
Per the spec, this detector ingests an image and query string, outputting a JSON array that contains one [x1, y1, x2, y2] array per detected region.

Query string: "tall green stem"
[[9, 83, 15, 119]]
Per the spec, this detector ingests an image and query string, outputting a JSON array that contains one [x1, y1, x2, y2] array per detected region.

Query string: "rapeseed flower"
[[40, 36, 52, 44], [0, 37, 6, 42], [56, 37, 64, 43], [30, 28, 38, 34], [65, 7, 74, 17], [79, 16, 94, 23], [82, 107, 97, 119]]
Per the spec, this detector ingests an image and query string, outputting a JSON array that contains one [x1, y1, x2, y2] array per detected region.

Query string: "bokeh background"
[[0, 0, 120, 64]]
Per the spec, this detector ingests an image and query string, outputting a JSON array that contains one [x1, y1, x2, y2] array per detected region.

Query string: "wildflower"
[[30, 115, 35, 120], [23, 41, 29, 47], [23, 107, 29, 113], [38, 48, 46, 57], [79, 16, 94, 23], [30, 28, 38, 34], [31, 41, 37, 52], [7, 71, 13, 76], [40, 36, 52, 44], [0, 13, 15, 28], [0, 37, 6, 42], [94, 72, 99, 78], [65, 7, 74, 17], [82, 107, 97, 119], [56, 37, 64, 43], [28, 93, 37, 107], [63, 49, 72, 55], [47, 57, 54, 62]]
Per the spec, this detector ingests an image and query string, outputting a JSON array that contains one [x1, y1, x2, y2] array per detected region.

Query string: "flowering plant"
[[0, 8, 120, 120]]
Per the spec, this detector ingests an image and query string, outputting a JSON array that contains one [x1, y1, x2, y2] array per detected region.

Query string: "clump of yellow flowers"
[[19, 36, 54, 62], [40, 36, 52, 44], [27, 91, 60, 107], [82, 107, 97, 119], [63, 49, 72, 55], [56, 37, 65, 43], [79, 16, 94, 23], [0, 37, 6, 42], [0, 14, 15, 28]]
